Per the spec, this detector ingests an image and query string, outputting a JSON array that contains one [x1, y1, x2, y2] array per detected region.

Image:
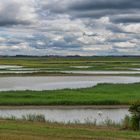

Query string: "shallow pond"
[[0, 65, 22, 69], [70, 66, 93, 68], [61, 70, 140, 74], [0, 76, 140, 91], [0, 108, 129, 124], [130, 68, 140, 71]]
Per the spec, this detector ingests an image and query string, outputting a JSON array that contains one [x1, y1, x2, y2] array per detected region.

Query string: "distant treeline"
[[0, 55, 140, 58]]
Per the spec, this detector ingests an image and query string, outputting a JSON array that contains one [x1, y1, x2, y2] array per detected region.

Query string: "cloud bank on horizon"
[[0, 0, 140, 56]]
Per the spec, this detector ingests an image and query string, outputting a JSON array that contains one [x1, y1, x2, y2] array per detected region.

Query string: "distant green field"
[[0, 120, 139, 140], [0, 56, 140, 71], [0, 83, 140, 105]]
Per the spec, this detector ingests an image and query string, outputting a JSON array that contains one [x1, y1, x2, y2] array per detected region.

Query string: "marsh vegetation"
[[0, 56, 140, 76]]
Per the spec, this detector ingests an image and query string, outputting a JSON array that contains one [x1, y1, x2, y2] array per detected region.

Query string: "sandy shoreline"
[[0, 105, 129, 109]]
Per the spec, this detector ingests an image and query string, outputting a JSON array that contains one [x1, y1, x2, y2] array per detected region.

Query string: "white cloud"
[[114, 41, 136, 48], [123, 24, 140, 33]]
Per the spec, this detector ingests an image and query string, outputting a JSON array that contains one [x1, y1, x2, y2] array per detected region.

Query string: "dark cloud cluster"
[[46, 0, 140, 23], [69, 0, 140, 10], [111, 15, 140, 23]]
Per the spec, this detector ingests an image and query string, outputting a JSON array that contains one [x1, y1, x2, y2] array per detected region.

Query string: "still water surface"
[[0, 108, 129, 124], [0, 76, 140, 91], [61, 70, 140, 74]]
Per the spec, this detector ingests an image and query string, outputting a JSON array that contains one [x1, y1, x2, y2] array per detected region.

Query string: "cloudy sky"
[[0, 0, 140, 56]]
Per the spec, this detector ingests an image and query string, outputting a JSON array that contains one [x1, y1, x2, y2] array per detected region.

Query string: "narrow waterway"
[[0, 76, 139, 91]]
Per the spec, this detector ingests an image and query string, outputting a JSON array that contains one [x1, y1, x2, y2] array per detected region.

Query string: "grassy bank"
[[0, 72, 140, 77], [0, 119, 139, 140], [0, 83, 140, 105]]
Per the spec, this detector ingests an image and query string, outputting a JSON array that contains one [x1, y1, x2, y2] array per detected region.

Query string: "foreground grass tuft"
[[21, 114, 46, 122]]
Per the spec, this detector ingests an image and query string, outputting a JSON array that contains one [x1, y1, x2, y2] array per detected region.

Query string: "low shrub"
[[122, 115, 131, 129], [22, 114, 46, 122]]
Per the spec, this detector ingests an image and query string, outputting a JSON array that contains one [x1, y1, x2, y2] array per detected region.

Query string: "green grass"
[[0, 120, 139, 140], [0, 56, 140, 71], [0, 83, 140, 105]]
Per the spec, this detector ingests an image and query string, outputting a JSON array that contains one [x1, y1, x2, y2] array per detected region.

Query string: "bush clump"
[[129, 102, 140, 130]]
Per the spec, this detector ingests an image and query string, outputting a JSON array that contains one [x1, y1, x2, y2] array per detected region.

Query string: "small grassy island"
[[0, 82, 139, 106]]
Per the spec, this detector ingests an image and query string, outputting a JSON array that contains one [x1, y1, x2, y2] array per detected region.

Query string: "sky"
[[0, 0, 140, 56]]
